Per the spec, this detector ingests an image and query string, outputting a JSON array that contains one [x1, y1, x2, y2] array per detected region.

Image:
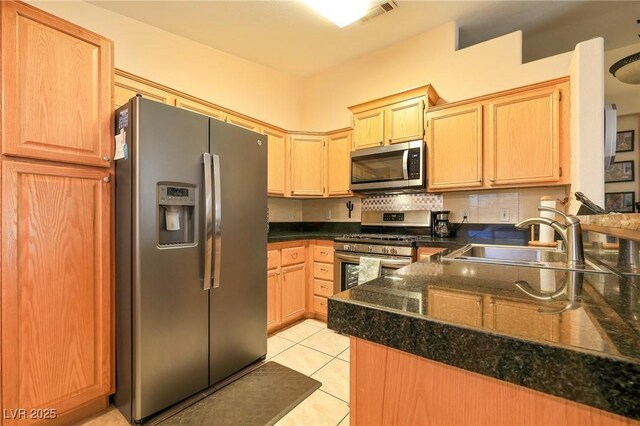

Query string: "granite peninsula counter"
[[328, 258, 640, 425]]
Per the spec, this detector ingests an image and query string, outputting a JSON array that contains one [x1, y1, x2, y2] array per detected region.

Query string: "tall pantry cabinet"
[[0, 1, 114, 424]]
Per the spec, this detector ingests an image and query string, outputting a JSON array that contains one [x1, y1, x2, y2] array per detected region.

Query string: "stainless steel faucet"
[[515, 206, 585, 267]]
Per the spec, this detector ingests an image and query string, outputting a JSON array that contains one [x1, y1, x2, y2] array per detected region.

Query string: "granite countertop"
[[328, 258, 640, 420], [579, 213, 640, 231]]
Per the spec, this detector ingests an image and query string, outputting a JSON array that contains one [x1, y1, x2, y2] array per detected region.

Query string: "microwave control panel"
[[408, 148, 421, 179]]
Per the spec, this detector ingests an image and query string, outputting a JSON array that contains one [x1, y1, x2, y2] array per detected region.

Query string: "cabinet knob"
[[379, 141, 383, 145], [489, 178, 495, 183], [103, 155, 111, 162], [477, 178, 482, 182], [388, 139, 392, 143], [321, 268, 328, 273], [291, 253, 298, 258], [103, 176, 111, 183]]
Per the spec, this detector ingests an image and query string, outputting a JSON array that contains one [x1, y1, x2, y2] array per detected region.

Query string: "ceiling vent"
[[359, 0, 397, 23]]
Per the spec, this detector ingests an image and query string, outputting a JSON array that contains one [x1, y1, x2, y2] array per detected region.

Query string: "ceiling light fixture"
[[609, 19, 640, 85], [303, 0, 371, 28]]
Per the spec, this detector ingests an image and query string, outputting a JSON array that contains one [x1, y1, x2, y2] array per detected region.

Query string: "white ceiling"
[[89, 0, 640, 77]]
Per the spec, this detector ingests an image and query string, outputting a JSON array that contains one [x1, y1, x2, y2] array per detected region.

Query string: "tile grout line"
[[336, 410, 350, 426]]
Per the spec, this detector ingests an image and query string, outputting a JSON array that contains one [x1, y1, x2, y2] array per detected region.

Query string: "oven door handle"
[[335, 252, 412, 267]]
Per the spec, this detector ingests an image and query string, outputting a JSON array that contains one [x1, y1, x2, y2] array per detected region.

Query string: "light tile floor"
[[77, 319, 350, 426]]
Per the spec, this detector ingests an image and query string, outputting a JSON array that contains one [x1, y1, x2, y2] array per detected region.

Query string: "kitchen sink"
[[442, 243, 610, 274]]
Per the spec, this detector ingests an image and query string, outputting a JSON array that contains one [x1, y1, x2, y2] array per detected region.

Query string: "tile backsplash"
[[268, 186, 569, 224], [362, 193, 443, 212], [443, 186, 569, 224]]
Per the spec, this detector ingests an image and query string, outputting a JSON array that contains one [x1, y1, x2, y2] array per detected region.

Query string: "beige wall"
[[300, 22, 574, 131], [28, 0, 305, 130]]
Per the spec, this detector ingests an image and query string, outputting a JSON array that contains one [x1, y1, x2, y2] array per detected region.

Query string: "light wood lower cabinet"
[[487, 298, 560, 342], [1, 160, 113, 423], [267, 243, 306, 333], [351, 338, 636, 426], [311, 242, 335, 320], [428, 288, 482, 328], [281, 263, 306, 322]]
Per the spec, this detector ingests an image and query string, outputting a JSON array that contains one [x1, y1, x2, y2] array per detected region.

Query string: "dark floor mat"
[[158, 362, 321, 426]]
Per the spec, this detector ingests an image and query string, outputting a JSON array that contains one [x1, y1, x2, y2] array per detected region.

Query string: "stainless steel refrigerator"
[[114, 97, 267, 423]]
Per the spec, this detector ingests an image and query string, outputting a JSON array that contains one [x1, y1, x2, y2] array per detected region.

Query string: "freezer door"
[[208, 119, 268, 385], [134, 98, 210, 420]]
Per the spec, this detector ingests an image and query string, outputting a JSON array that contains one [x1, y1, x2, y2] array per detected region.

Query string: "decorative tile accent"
[[362, 194, 443, 212]]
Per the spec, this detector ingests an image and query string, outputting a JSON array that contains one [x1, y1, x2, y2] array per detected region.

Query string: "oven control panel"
[[383, 213, 404, 222], [334, 243, 414, 257]]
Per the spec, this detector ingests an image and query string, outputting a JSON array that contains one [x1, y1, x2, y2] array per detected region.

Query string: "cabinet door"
[[267, 270, 282, 332], [1, 1, 113, 168], [281, 264, 306, 322], [2, 160, 112, 419], [487, 298, 560, 342], [290, 135, 325, 197], [353, 108, 385, 150], [428, 288, 482, 327], [264, 127, 287, 196], [227, 113, 261, 132], [388, 98, 424, 144], [488, 87, 561, 185], [114, 74, 176, 108], [175, 96, 226, 121], [326, 131, 352, 196], [427, 105, 483, 190]]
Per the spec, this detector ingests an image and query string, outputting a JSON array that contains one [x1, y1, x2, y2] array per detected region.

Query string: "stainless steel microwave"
[[350, 140, 426, 192]]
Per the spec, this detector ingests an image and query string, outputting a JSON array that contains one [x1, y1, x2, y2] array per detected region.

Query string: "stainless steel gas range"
[[334, 210, 431, 291]]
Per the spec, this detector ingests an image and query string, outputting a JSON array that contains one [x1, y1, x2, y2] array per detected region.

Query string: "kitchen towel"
[[358, 257, 382, 284]]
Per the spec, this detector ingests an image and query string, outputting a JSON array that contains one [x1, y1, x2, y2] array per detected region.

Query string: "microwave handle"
[[402, 149, 409, 180]]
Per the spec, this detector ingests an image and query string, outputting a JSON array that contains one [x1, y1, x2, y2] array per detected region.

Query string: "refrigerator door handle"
[[203, 153, 213, 291], [212, 154, 222, 289]]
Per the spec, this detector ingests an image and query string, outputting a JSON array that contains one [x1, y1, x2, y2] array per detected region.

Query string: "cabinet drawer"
[[281, 246, 305, 266], [314, 262, 334, 280], [314, 279, 333, 298], [267, 250, 280, 270], [313, 296, 328, 316], [313, 246, 334, 262]]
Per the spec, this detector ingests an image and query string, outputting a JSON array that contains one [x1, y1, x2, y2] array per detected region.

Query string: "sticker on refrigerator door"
[[114, 128, 128, 160], [118, 108, 129, 130]]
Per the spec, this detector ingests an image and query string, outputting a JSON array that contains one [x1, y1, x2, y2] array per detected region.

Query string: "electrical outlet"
[[287, 211, 294, 220], [325, 209, 332, 220], [500, 208, 510, 222], [460, 209, 469, 220]]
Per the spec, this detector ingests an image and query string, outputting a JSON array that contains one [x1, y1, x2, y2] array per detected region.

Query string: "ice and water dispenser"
[[157, 183, 196, 247]]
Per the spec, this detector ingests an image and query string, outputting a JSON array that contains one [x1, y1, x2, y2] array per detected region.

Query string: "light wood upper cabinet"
[[353, 108, 385, 149], [175, 96, 226, 121], [488, 86, 561, 186], [264, 126, 287, 196], [1, 1, 113, 168], [427, 104, 483, 190], [2, 160, 113, 420], [290, 134, 325, 197], [388, 98, 425, 144], [326, 131, 353, 196], [114, 74, 176, 108], [281, 263, 306, 322], [350, 85, 439, 151], [227, 113, 261, 133], [425, 77, 569, 192]]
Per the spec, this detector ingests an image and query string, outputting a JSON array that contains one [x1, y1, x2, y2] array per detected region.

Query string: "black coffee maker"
[[431, 211, 455, 238]]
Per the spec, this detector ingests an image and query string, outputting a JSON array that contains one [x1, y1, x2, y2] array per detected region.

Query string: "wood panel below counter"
[[350, 338, 639, 426]]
